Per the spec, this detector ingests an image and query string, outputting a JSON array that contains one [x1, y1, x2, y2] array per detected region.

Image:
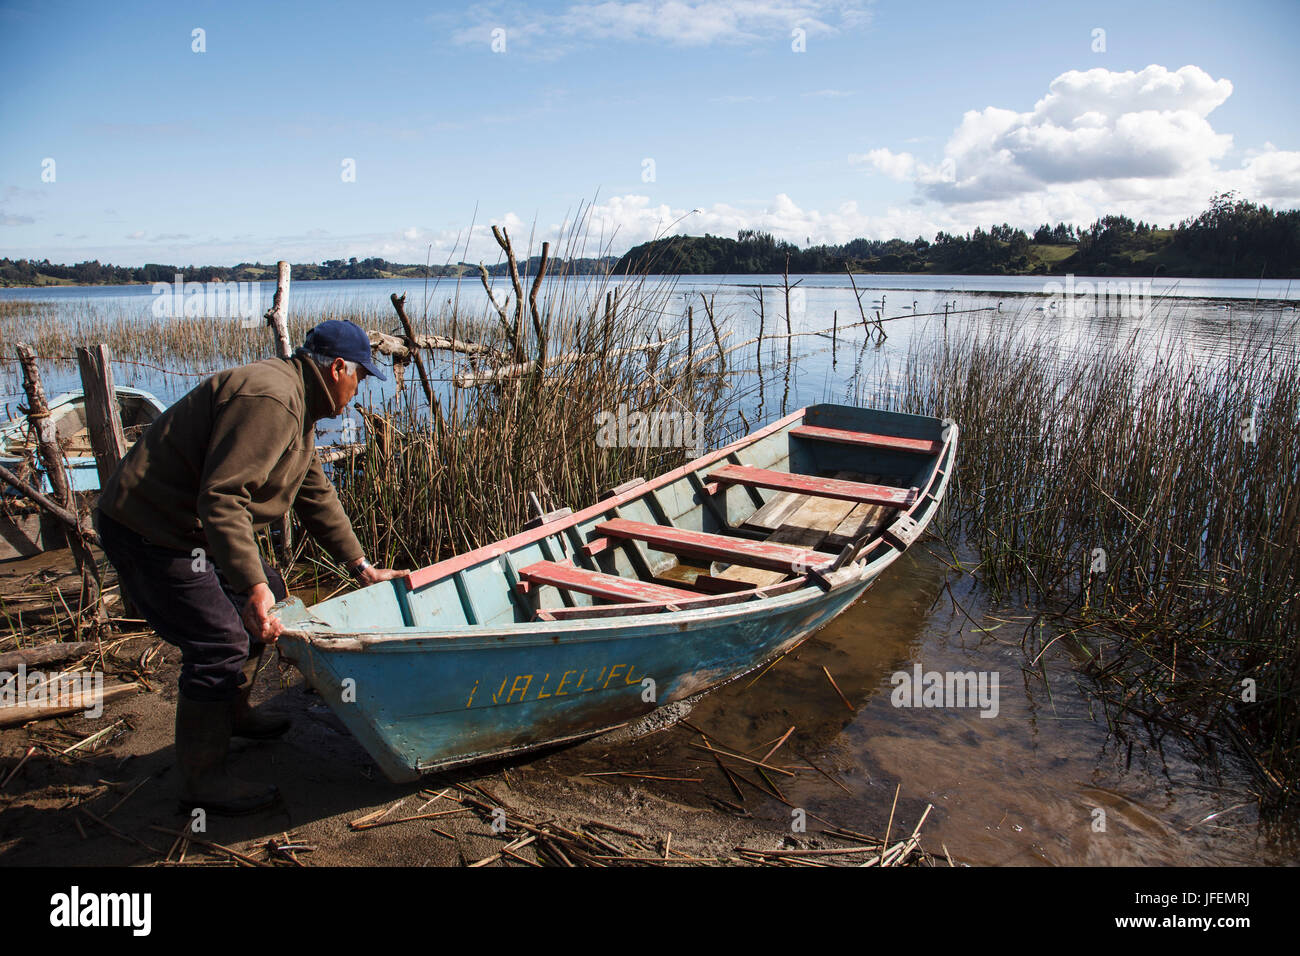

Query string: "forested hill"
[[615, 195, 1300, 279], [0, 254, 617, 288]]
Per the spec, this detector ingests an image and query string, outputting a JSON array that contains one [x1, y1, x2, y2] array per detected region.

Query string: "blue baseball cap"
[[302, 320, 387, 381]]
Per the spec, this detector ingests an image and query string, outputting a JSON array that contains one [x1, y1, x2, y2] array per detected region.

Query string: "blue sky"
[[1, 0, 1297, 266]]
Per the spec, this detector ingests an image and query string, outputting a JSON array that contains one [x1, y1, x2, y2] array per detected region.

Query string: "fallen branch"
[[0, 642, 98, 672], [0, 462, 95, 543], [453, 335, 684, 387], [367, 328, 502, 361], [0, 682, 144, 728]]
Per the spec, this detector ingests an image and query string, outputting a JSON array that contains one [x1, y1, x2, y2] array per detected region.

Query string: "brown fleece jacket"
[[98, 353, 364, 593]]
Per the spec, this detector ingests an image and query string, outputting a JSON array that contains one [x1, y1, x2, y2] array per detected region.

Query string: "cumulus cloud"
[[854, 64, 1300, 225]]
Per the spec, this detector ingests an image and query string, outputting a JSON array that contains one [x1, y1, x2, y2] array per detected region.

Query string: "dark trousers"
[[95, 509, 288, 702]]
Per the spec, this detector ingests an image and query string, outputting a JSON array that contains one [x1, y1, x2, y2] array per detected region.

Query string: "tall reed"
[[857, 313, 1300, 795]]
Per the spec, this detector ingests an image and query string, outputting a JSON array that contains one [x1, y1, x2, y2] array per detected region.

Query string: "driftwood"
[[453, 335, 684, 388], [528, 241, 550, 369], [0, 642, 97, 672], [0, 682, 144, 728], [0, 461, 93, 541], [389, 294, 436, 411], [494, 226, 527, 364], [367, 328, 501, 361]]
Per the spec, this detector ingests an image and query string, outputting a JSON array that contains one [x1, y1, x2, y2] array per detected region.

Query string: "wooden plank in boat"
[[823, 503, 892, 550], [741, 490, 809, 532], [716, 491, 859, 587], [707, 464, 917, 508], [791, 424, 942, 456], [519, 560, 699, 604], [530, 576, 810, 621], [821, 473, 903, 550], [595, 518, 832, 573]]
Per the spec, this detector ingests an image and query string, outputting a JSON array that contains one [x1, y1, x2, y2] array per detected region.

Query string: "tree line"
[[615, 194, 1300, 279], [4, 194, 1297, 287], [0, 253, 617, 288]]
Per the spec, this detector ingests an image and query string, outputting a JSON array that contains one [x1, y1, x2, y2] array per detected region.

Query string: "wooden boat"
[[274, 403, 958, 782], [0, 387, 166, 561], [0, 387, 166, 495]]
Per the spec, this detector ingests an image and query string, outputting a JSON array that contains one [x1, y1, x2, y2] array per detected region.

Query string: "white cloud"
[[855, 64, 1300, 226], [447, 0, 870, 53]]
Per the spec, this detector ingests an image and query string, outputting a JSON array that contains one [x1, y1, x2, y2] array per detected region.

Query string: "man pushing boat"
[[94, 320, 404, 815]]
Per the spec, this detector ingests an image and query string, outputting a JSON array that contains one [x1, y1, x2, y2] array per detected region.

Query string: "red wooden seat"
[[705, 464, 917, 508], [594, 518, 832, 573], [791, 424, 942, 456], [518, 560, 698, 604]]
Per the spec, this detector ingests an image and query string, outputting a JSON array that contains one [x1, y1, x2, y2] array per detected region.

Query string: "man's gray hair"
[[300, 349, 358, 378]]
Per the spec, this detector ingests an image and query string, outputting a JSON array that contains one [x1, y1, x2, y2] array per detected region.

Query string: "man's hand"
[[242, 582, 285, 643], [347, 557, 405, 586]]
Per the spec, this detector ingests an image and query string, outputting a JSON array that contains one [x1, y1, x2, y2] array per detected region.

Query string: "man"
[[95, 319, 403, 815]]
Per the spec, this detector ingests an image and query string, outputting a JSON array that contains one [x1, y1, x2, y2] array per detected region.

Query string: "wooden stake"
[[76, 345, 128, 488], [16, 344, 103, 623], [265, 261, 292, 359], [263, 263, 292, 557]]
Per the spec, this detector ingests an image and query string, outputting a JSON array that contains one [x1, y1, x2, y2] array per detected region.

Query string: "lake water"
[[3, 273, 1298, 431]]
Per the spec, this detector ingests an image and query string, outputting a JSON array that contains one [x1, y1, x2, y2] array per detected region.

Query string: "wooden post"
[[76, 344, 128, 488], [832, 309, 838, 367], [16, 344, 73, 507], [16, 343, 104, 626], [264, 262, 293, 559], [265, 261, 292, 359]]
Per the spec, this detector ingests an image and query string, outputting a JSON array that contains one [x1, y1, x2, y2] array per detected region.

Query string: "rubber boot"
[[175, 693, 279, 816], [232, 647, 291, 739]]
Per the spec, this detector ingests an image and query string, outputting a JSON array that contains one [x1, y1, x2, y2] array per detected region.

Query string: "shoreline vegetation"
[[2, 211, 1297, 815], [4, 193, 1298, 289]]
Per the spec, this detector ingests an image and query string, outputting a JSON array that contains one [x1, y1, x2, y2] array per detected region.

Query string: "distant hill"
[[0, 254, 618, 288], [614, 194, 1300, 280]]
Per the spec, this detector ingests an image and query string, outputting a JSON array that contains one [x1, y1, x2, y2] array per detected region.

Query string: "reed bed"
[[856, 314, 1300, 796], [0, 299, 390, 371], [324, 233, 744, 571]]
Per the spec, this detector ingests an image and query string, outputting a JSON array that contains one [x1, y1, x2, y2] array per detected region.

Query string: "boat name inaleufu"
[[466, 664, 646, 708]]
